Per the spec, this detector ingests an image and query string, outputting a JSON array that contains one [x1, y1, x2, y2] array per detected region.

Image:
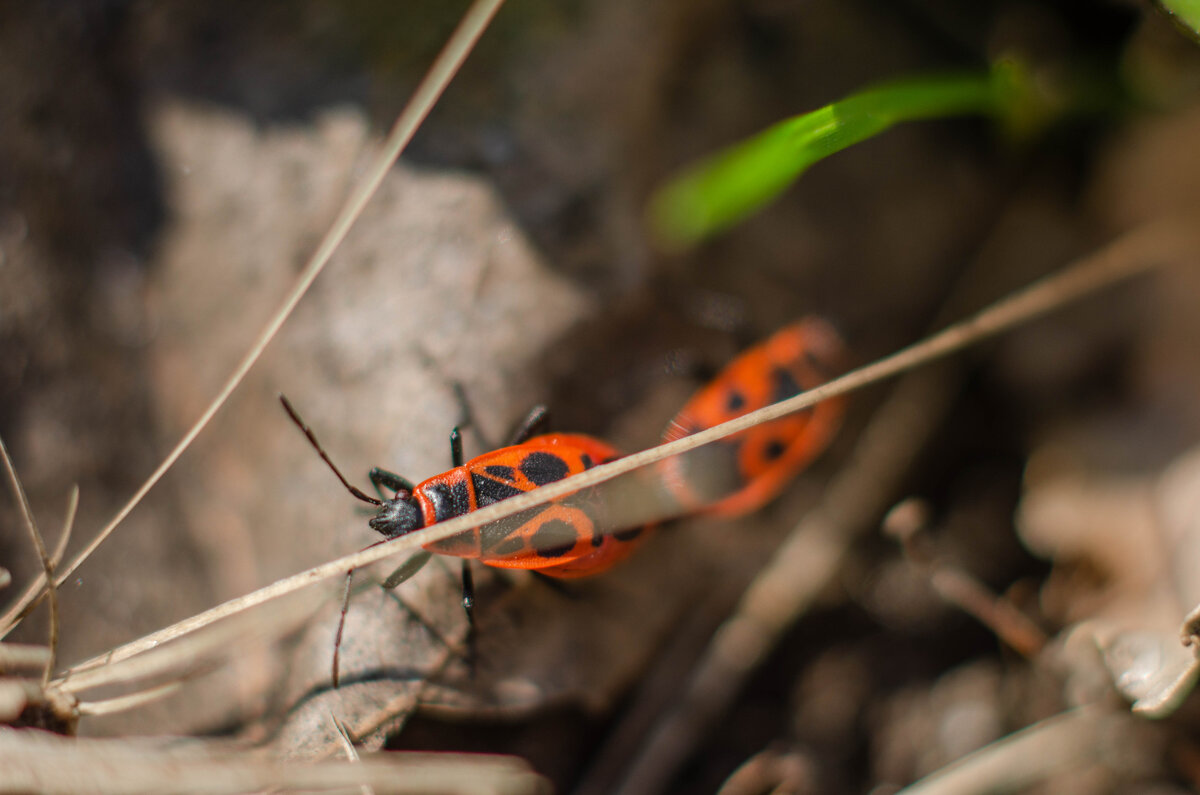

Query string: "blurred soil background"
[[4, 1, 1200, 792]]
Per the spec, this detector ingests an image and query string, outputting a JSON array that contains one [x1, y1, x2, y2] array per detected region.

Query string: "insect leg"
[[449, 380, 500, 451], [530, 570, 580, 599], [450, 381, 473, 431], [332, 568, 354, 688], [369, 467, 415, 501], [382, 549, 434, 589], [330, 536, 394, 688], [450, 427, 464, 468], [509, 404, 550, 445], [461, 560, 477, 675]]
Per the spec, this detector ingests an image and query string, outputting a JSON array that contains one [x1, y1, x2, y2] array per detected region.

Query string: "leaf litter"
[[7, 3, 1200, 792]]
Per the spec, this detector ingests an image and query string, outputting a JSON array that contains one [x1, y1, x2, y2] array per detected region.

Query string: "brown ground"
[[4, 1, 1200, 793]]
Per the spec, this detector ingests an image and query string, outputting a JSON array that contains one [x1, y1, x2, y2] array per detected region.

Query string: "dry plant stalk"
[[886, 498, 1048, 657], [0, 644, 52, 674], [0, 0, 508, 640], [599, 211, 1200, 795], [0, 730, 548, 795], [716, 747, 816, 795], [1, 0, 507, 747], [0, 437, 80, 733], [51, 211, 1199, 701], [0, 436, 58, 685], [893, 705, 1114, 795], [2, 9, 1195, 791]]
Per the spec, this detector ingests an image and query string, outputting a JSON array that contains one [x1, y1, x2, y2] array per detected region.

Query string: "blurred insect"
[[279, 396, 649, 684], [660, 317, 848, 516]]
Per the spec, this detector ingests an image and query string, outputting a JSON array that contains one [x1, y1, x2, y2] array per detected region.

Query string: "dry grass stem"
[[928, 568, 1048, 657], [0, 435, 59, 685], [49, 213, 1195, 694], [0, 0, 508, 636], [0, 679, 46, 723], [76, 681, 184, 717], [49, 486, 78, 575], [716, 748, 815, 795], [886, 504, 1048, 656], [0, 681, 26, 722], [331, 714, 361, 762], [612, 353, 961, 795], [566, 211, 1197, 795], [330, 714, 376, 795], [0, 731, 548, 795], [0, 643, 52, 674], [57, 586, 324, 695], [893, 705, 1111, 795]]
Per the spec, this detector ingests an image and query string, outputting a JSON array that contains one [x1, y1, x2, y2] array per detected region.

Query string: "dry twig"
[[0, 436, 59, 685], [600, 212, 1199, 794], [53, 213, 1198, 698], [893, 705, 1112, 795], [0, 0, 508, 636], [0, 730, 548, 795]]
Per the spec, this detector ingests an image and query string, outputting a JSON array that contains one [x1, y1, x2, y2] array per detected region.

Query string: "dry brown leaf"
[[1017, 441, 1200, 716], [141, 101, 695, 753], [0, 727, 548, 795]]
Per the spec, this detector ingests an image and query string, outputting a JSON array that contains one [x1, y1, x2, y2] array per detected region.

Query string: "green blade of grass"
[[650, 59, 1043, 251], [1158, 0, 1200, 38]]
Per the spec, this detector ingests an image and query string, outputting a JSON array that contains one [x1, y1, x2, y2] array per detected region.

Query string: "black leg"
[[461, 560, 477, 675], [332, 568, 355, 689], [382, 550, 434, 589], [330, 537, 394, 688], [369, 467, 415, 500], [450, 381, 499, 451], [451, 381, 473, 430], [530, 570, 580, 600], [509, 405, 550, 445], [450, 427, 464, 468]]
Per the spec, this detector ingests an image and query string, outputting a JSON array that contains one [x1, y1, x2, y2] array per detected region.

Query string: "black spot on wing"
[[425, 481, 472, 522], [725, 389, 746, 413], [764, 438, 786, 461], [484, 464, 516, 480], [471, 472, 525, 507], [580, 453, 593, 469], [532, 518, 579, 558], [451, 481, 470, 514], [770, 366, 802, 404], [520, 451, 571, 486], [613, 526, 644, 542]]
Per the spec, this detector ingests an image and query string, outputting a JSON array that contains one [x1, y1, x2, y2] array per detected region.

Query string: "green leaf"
[[649, 59, 1047, 252], [1157, 0, 1200, 38]]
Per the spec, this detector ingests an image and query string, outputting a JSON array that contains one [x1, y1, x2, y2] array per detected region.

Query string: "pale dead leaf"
[[142, 101, 695, 754], [1018, 441, 1200, 717], [0, 728, 547, 795]]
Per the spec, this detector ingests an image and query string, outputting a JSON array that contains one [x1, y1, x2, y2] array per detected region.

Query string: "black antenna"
[[279, 394, 382, 507]]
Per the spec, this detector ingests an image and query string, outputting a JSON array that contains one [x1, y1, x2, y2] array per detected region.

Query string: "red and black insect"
[[384, 429, 648, 578], [280, 396, 648, 683], [282, 318, 844, 683], [659, 317, 848, 516]]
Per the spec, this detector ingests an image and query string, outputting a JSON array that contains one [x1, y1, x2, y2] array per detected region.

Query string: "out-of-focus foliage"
[[1158, 0, 1200, 39], [648, 59, 1054, 252]]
